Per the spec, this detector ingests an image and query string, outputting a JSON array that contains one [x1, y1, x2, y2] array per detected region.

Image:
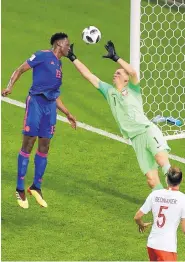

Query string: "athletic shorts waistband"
[[130, 126, 150, 141], [29, 94, 56, 104]]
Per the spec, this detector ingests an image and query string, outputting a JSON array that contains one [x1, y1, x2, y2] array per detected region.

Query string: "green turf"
[[2, 0, 185, 260], [2, 103, 185, 261]]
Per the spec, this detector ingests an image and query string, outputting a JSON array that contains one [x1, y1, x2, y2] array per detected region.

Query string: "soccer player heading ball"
[[2, 33, 76, 208], [66, 40, 182, 190]]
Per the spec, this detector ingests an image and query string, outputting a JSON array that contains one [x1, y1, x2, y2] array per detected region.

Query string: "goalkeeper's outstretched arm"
[[103, 40, 139, 85], [73, 59, 100, 88], [117, 58, 139, 85], [66, 44, 100, 88]]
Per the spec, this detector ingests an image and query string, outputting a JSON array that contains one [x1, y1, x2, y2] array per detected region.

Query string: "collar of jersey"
[[51, 50, 59, 60], [121, 88, 127, 93], [167, 187, 179, 191]]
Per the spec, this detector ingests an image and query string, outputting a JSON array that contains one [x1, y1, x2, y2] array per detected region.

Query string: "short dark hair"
[[50, 32, 68, 45], [167, 166, 182, 186]]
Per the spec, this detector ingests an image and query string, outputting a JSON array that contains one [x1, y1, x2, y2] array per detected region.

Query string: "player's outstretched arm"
[[73, 59, 100, 88], [56, 96, 76, 129], [117, 58, 139, 85], [102, 40, 139, 85], [66, 44, 100, 88], [1, 62, 31, 97]]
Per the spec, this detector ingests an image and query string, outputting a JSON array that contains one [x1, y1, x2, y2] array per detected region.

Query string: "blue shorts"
[[22, 95, 57, 139]]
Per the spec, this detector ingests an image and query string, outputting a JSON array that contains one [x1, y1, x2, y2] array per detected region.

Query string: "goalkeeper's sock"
[[152, 183, 164, 191], [33, 150, 48, 189], [17, 150, 30, 190], [162, 163, 171, 175]]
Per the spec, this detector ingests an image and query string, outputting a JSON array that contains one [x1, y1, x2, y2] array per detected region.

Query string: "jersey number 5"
[[157, 206, 168, 228]]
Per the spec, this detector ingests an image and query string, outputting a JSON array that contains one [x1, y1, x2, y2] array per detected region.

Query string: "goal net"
[[130, 0, 185, 140]]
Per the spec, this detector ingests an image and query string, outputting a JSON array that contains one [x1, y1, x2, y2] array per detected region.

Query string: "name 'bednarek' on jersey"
[[140, 189, 185, 252], [27, 50, 62, 100]]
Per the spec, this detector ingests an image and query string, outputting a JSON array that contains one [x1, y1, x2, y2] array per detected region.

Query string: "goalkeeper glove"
[[66, 44, 77, 62], [102, 40, 120, 62]]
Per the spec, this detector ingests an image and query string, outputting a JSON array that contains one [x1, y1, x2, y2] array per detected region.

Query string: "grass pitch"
[[2, 0, 185, 260]]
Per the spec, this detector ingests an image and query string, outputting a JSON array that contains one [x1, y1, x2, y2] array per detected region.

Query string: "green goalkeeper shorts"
[[131, 123, 171, 175]]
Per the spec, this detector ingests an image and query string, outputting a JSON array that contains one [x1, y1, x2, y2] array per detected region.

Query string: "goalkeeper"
[[67, 41, 177, 190]]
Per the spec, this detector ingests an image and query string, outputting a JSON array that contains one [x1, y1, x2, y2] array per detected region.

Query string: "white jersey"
[[140, 189, 185, 252]]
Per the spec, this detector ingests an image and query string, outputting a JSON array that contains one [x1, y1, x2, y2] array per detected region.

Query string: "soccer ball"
[[82, 26, 101, 44]]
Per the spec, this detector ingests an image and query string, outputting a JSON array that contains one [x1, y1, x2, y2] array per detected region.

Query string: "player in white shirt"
[[134, 167, 185, 261]]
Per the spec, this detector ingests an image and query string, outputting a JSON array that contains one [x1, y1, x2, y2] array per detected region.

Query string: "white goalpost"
[[130, 0, 185, 140]]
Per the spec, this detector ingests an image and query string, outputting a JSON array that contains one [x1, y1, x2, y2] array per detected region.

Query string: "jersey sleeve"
[[128, 81, 141, 93], [98, 81, 113, 100], [27, 51, 45, 68], [140, 193, 152, 214]]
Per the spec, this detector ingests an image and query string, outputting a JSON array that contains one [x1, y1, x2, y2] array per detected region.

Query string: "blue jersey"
[[27, 50, 62, 100]]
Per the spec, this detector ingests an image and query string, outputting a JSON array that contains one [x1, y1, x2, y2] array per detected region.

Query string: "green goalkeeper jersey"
[[98, 81, 151, 139]]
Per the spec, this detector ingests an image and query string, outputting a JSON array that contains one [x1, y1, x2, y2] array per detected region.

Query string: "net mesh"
[[140, 0, 185, 136]]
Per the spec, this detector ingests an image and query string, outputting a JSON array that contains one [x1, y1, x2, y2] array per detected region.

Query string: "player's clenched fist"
[[1, 88, 12, 97]]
